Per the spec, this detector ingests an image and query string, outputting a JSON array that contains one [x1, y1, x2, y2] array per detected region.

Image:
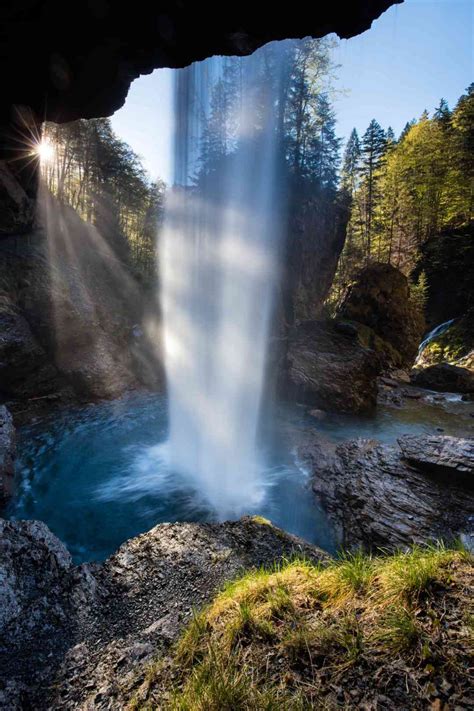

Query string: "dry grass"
[[129, 543, 473, 710]]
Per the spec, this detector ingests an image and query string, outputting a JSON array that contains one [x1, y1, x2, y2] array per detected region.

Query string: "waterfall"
[[416, 318, 456, 363], [159, 45, 287, 517]]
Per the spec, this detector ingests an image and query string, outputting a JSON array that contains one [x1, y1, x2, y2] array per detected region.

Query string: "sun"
[[36, 139, 55, 163]]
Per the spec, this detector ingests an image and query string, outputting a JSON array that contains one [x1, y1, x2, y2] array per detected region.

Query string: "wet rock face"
[[338, 262, 425, 368], [411, 363, 474, 394], [0, 407, 15, 506], [301, 433, 474, 550], [0, 516, 326, 710], [0, 1, 398, 132], [285, 319, 381, 413]]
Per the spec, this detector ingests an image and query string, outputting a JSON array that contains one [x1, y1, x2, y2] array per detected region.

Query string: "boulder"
[[301, 433, 474, 550], [411, 363, 474, 393], [0, 516, 326, 710], [285, 319, 381, 413], [338, 262, 425, 367], [0, 406, 15, 506]]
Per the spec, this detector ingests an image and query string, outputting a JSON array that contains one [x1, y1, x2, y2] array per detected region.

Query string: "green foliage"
[[410, 270, 429, 313], [133, 545, 471, 710], [373, 606, 420, 653], [41, 118, 165, 279], [331, 85, 474, 303], [418, 310, 474, 366]]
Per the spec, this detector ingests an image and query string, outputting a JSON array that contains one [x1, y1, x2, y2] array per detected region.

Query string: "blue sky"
[[111, 0, 473, 184]]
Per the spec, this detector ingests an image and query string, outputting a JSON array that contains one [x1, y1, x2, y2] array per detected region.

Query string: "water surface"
[[9, 391, 473, 563]]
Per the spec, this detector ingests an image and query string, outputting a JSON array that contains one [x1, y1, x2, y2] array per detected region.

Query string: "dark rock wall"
[[285, 319, 381, 413], [284, 196, 348, 322], [0, 1, 400, 133], [415, 223, 474, 328], [0, 406, 15, 506]]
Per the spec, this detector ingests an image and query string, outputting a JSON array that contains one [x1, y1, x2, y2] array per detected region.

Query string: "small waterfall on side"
[[159, 45, 288, 517], [416, 318, 456, 364]]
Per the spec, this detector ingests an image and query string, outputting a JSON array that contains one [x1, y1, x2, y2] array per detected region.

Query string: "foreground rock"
[[301, 434, 474, 550], [0, 406, 15, 506], [338, 262, 425, 368], [411, 362, 474, 393], [0, 516, 326, 710], [285, 319, 381, 413]]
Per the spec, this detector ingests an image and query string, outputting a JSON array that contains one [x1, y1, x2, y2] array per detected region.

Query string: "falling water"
[[416, 318, 456, 363], [159, 46, 288, 517]]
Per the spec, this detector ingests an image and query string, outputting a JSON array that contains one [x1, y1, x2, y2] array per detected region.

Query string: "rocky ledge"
[[301, 433, 474, 550], [0, 516, 326, 710]]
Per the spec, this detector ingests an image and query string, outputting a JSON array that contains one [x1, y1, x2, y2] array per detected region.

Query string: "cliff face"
[[0, 192, 164, 419]]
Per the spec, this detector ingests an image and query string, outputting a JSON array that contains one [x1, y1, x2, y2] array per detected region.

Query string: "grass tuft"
[[130, 543, 473, 710]]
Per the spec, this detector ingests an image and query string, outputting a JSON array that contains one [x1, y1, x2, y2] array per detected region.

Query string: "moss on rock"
[[418, 310, 474, 369]]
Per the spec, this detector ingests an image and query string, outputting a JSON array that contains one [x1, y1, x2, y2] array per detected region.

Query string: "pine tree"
[[399, 119, 415, 141], [434, 98, 451, 129], [359, 119, 387, 260], [449, 83, 474, 222], [341, 128, 361, 197], [284, 37, 337, 181], [385, 126, 396, 154], [197, 58, 241, 181], [312, 93, 341, 191]]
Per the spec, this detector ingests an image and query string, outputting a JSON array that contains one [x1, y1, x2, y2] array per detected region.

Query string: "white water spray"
[[159, 47, 287, 517]]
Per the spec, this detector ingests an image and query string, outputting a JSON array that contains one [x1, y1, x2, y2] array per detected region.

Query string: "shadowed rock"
[[300, 433, 474, 550], [0, 162, 34, 235], [411, 362, 474, 393], [285, 319, 381, 413], [0, 406, 15, 506], [338, 262, 425, 368]]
